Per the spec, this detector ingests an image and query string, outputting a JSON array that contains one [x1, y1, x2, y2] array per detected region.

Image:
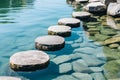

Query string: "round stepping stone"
[[75, 0, 88, 3], [0, 76, 21, 80], [72, 11, 91, 20], [48, 25, 71, 37], [58, 18, 80, 28], [10, 50, 50, 71], [35, 35, 65, 51]]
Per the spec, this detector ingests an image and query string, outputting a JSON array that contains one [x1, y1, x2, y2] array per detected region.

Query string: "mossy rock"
[[87, 22, 100, 26], [114, 18, 120, 23], [87, 25, 97, 28], [95, 34, 111, 41], [103, 60, 120, 79], [109, 44, 119, 49], [100, 29, 117, 36], [104, 37, 120, 45], [87, 28, 100, 32], [100, 15, 107, 20], [89, 36, 97, 41], [103, 46, 120, 61]]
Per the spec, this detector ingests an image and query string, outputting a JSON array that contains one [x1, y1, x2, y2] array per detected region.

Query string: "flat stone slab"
[[58, 18, 80, 28], [72, 11, 91, 20], [59, 63, 72, 73], [10, 50, 50, 71], [72, 72, 93, 80], [48, 25, 71, 37], [89, 0, 99, 2], [35, 35, 65, 51], [0, 76, 21, 80]]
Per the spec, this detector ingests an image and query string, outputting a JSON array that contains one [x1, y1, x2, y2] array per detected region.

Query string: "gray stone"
[[83, 2, 106, 13], [69, 52, 82, 60], [90, 67, 103, 72], [58, 18, 80, 28], [75, 0, 88, 3], [107, 3, 120, 16], [117, 0, 120, 3], [10, 50, 50, 71], [72, 72, 93, 80], [53, 75, 78, 80], [52, 55, 71, 64], [72, 59, 92, 73], [48, 25, 71, 37], [59, 63, 72, 73], [81, 54, 105, 67], [35, 35, 65, 51], [72, 11, 91, 20], [71, 43, 80, 48], [91, 73, 106, 80], [0, 76, 21, 80]]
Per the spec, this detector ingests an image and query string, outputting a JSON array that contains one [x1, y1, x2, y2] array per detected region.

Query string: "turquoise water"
[[0, 0, 106, 80]]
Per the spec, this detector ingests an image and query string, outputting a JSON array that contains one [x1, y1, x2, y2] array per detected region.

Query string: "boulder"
[[83, 2, 106, 13], [107, 3, 120, 16]]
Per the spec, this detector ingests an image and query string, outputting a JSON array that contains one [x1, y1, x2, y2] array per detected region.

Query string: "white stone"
[[58, 18, 80, 28], [10, 50, 49, 71], [90, 67, 103, 72], [72, 11, 91, 19], [91, 73, 106, 80], [107, 3, 120, 16], [53, 75, 78, 80], [0, 76, 21, 80], [83, 2, 106, 12]]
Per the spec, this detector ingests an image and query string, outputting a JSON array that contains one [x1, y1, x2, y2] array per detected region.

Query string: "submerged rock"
[[103, 60, 120, 79], [52, 55, 71, 64], [72, 59, 92, 73], [95, 34, 111, 41], [72, 72, 93, 80], [53, 75, 78, 80], [59, 63, 72, 73], [90, 67, 103, 72], [91, 73, 106, 80], [107, 3, 120, 16], [0, 76, 21, 80]]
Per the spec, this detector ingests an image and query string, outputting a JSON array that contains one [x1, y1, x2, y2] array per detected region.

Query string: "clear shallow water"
[[0, 0, 106, 80]]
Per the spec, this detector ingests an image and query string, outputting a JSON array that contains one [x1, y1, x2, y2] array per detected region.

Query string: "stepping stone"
[[58, 18, 80, 28], [48, 25, 71, 37], [72, 11, 91, 20], [10, 50, 50, 71], [0, 76, 21, 80], [35, 35, 65, 51], [75, 0, 88, 3], [83, 2, 106, 13]]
